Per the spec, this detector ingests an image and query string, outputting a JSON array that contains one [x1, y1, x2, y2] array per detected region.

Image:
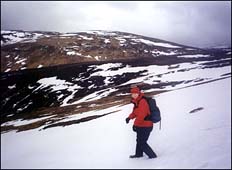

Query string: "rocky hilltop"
[[1, 30, 211, 72]]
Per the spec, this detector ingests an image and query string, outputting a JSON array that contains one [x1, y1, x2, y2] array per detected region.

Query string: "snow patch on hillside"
[[178, 54, 211, 58], [132, 38, 181, 48], [1, 31, 44, 45]]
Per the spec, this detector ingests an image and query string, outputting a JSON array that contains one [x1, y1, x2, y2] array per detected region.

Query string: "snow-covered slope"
[[1, 77, 231, 169], [1, 30, 231, 168]]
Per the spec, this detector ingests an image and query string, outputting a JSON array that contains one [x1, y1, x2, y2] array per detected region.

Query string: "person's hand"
[[133, 125, 137, 132], [125, 117, 130, 124]]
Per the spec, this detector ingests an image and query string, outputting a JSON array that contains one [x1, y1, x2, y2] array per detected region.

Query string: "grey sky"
[[1, 1, 231, 48]]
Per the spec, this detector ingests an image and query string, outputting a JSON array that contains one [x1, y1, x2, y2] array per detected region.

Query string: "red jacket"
[[128, 93, 153, 127]]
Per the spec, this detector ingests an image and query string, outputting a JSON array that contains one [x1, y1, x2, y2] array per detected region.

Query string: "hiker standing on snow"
[[125, 86, 157, 159]]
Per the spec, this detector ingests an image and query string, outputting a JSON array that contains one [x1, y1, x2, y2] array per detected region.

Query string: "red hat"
[[130, 87, 140, 94]]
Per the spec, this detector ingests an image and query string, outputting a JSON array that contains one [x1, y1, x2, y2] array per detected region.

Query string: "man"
[[126, 86, 157, 159]]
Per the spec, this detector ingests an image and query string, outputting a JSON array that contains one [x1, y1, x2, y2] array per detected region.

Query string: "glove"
[[125, 117, 130, 124], [133, 125, 137, 132]]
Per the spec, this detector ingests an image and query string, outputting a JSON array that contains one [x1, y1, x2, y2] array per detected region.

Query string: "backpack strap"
[[135, 96, 146, 108], [140, 96, 152, 120]]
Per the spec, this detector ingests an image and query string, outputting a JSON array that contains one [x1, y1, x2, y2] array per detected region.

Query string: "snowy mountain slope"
[[1, 77, 230, 169], [1, 56, 230, 133], [1, 30, 231, 134], [1, 30, 231, 168], [1, 54, 231, 132], [2, 30, 226, 72]]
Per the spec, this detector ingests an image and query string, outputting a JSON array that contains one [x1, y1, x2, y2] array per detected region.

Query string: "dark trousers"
[[135, 126, 157, 158]]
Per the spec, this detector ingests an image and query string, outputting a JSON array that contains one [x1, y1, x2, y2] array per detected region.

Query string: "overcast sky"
[[1, 1, 231, 48]]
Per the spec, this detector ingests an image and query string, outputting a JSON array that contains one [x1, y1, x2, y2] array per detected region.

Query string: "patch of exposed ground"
[[189, 107, 204, 114]]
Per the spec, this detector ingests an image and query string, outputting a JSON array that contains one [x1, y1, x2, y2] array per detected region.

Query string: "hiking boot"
[[148, 155, 157, 159], [129, 155, 143, 158]]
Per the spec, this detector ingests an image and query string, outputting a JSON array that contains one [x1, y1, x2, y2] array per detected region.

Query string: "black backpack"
[[143, 96, 161, 129]]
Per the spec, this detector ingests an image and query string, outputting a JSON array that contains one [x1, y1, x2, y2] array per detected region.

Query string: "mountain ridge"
[[1, 30, 211, 72]]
